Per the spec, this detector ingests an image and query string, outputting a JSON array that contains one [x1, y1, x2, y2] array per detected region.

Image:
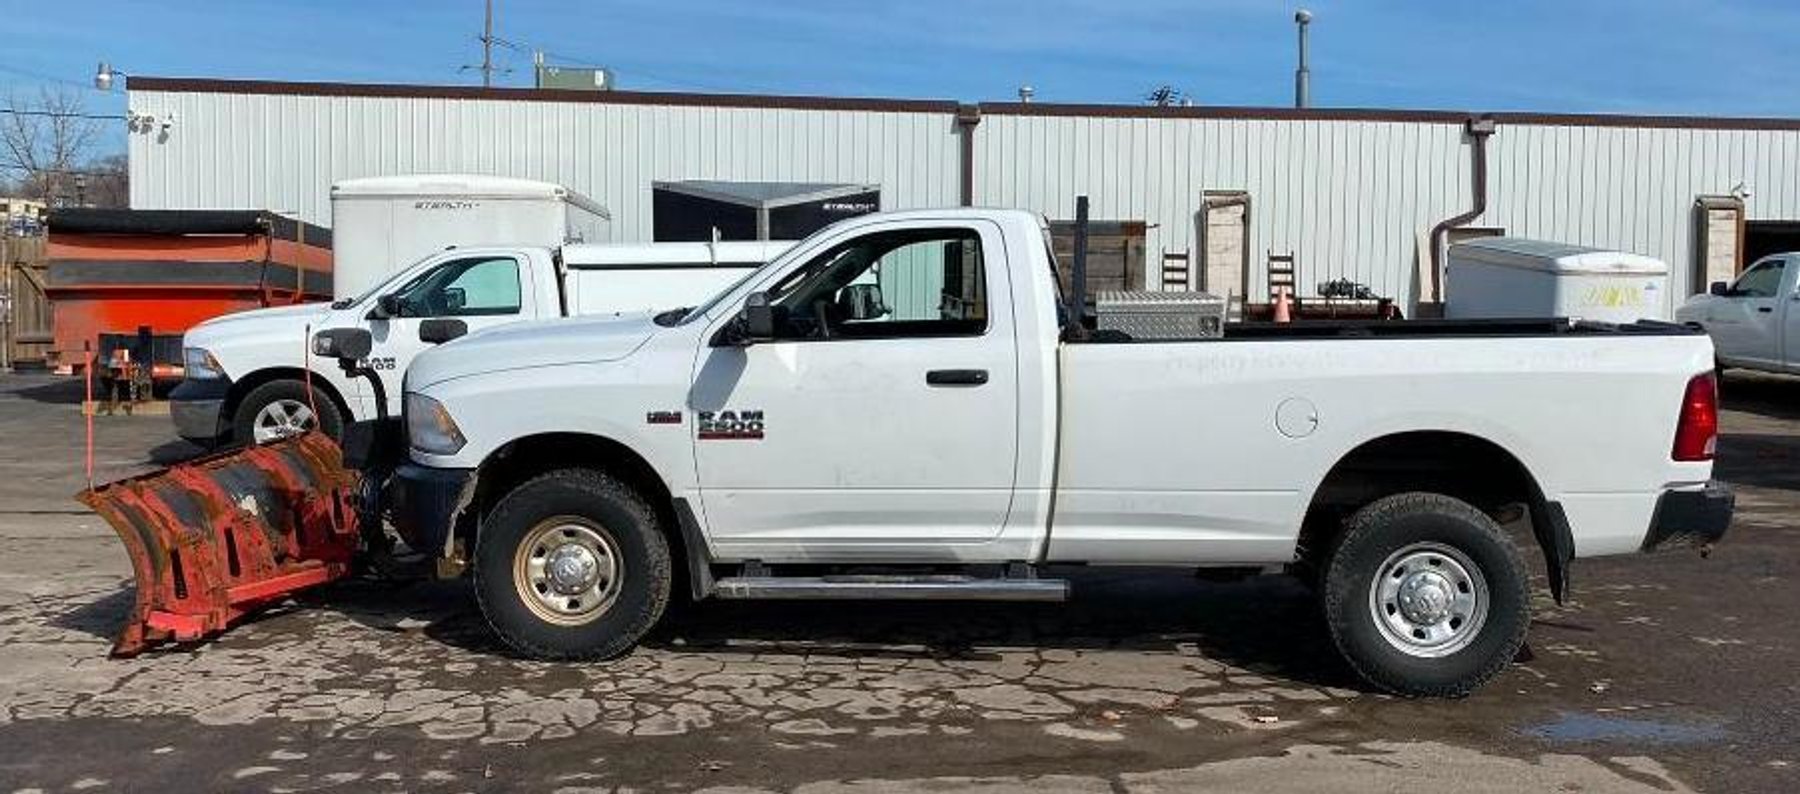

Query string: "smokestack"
[[1294, 9, 1312, 108]]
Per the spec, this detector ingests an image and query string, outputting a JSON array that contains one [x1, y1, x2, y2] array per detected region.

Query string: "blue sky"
[[5, 0, 1799, 154]]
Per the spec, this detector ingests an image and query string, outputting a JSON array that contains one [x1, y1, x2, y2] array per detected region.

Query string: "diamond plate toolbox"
[[1094, 290, 1226, 340]]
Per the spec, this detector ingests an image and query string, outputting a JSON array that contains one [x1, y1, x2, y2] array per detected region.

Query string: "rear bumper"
[[168, 377, 230, 442], [1642, 481, 1733, 552], [388, 462, 476, 558]]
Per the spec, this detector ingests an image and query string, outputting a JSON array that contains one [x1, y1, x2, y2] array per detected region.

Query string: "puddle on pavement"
[[1523, 712, 1726, 744]]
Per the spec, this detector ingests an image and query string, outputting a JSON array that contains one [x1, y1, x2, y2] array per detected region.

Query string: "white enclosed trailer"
[[330, 174, 611, 300]]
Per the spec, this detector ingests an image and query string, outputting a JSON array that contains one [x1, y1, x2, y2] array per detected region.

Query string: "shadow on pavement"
[[146, 439, 208, 466], [6, 377, 85, 406], [1715, 433, 1800, 491], [312, 567, 1361, 690], [1720, 371, 1800, 422], [48, 585, 138, 642]]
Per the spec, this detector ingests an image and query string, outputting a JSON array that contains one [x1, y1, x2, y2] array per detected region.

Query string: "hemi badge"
[[646, 411, 683, 425]]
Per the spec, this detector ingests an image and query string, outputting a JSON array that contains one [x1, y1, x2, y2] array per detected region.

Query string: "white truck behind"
[[173, 240, 790, 446], [1677, 252, 1800, 374], [378, 207, 1732, 697]]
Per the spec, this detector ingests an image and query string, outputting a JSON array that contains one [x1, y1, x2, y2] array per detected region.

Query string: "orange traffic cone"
[[1273, 286, 1294, 323]]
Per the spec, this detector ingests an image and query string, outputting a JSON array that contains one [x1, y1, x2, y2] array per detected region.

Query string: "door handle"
[[926, 369, 989, 386], [1758, 306, 1774, 313]]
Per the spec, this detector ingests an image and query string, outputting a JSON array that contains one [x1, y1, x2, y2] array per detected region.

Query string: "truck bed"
[[1083, 317, 1699, 343]]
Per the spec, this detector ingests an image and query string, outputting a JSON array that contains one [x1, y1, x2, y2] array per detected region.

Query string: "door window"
[[390, 257, 522, 317], [1730, 259, 1786, 298], [763, 228, 986, 340]]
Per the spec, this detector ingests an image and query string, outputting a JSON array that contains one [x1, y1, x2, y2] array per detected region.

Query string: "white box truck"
[[1446, 237, 1670, 323], [331, 174, 612, 300]]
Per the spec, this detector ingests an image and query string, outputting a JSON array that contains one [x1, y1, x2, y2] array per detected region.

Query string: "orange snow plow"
[[78, 432, 363, 656]]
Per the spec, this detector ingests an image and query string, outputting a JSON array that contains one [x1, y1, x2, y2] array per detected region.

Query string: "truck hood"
[[407, 311, 658, 390], [184, 302, 334, 355]]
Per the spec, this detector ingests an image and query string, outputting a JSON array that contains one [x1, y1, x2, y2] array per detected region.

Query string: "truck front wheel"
[[232, 379, 343, 446], [473, 469, 672, 660], [1322, 492, 1530, 697]]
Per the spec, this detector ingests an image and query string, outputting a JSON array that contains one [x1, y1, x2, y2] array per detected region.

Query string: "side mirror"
[[1709, 281, 1729, 297], [742, 291, 776, 340], [373, 293, 404, 319], [441, 287, 467, 312], [312, 327, 373, 362], [419, 318, 468, 344], [838, 283, 888, 321]]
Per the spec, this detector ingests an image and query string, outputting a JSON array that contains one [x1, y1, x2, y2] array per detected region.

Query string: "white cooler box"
[[1446, 237, 1669, 323]]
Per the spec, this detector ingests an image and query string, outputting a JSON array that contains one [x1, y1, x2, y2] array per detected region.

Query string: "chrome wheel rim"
[[252, 399, 315, 444], [1368, 542, 1488, 658], [514, 517, 623, 626]]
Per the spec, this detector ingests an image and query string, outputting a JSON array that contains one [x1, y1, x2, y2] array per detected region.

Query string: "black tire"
[[473, 469, 672, 660], [230, 379, 344, 446], [1322, 492, 1530, 698]]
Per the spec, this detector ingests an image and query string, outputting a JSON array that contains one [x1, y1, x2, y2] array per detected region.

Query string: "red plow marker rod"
[[77, 432, 362, 656]]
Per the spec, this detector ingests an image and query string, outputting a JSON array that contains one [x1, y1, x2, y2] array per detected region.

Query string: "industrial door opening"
[[1745, 221, 1800, 265]]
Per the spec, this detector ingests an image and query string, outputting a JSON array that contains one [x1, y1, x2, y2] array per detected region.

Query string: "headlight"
[[406, 393, 467, 455], [183, 347, 225, 380]]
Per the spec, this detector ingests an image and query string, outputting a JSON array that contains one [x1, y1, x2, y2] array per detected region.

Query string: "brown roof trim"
[[979, 102, 1475, 125], [979, 101, 1800, 131], [1486, 110, 1800, 131], [130, 76, 1800, 131], [128, 76, 962, 114]]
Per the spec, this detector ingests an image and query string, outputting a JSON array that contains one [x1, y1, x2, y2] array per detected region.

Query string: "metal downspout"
[[1428, 116, 1498, 303], [955, 105, 981, 207]]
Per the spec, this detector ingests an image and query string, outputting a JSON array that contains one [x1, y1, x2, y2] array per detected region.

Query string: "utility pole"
[[481, 0, 496, 88], [1294, 9, 1313, 108]]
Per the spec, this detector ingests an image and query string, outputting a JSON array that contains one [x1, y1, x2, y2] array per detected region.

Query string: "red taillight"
[[1672, 372, 1718, 462]]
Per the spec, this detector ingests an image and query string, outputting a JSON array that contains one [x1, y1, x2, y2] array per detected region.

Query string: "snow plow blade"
[[77, 432, 361, 657]]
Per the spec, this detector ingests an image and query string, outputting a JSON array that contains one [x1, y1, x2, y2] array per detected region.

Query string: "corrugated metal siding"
[[972, 114, 1472, 301], [1484, 124, 1800, 307], [128, 90, 961, 244], [130, 88, 1800, 311]]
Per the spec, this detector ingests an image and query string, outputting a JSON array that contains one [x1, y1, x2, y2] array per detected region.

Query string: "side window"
[[765, 228, 987, 340], [1731, 259, 1786, 298], [392, 257, 522, 317]]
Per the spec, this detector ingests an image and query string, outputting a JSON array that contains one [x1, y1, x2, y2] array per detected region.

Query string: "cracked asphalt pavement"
[[1, 372, 1796, 792]]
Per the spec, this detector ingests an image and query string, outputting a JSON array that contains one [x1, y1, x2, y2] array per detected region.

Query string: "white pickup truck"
[[1676, 252, 1800, 374], [172, 240, 790, 446], [383, 207, 1731, 696]]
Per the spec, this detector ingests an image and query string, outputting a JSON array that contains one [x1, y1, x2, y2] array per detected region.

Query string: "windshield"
[[331, 251, 448, 309], [672, 267, 762, 324], [674, 219, 870, 325]]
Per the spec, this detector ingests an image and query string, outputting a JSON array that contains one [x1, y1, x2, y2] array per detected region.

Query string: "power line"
[[1, 107, 127, 121], [0, 162, 122, 178]]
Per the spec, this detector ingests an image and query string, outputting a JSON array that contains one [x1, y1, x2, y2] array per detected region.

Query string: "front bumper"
[[168, 377, 231, 442], [1642, 480, 1734, 552], [387, 462, 476, 559]]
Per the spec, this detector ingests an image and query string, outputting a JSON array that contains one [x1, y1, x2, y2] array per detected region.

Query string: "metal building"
[[126, 77, 1800, 313]]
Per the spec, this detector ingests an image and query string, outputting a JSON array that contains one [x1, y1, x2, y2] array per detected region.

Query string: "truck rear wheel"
[[473, 469, 671, 660], [1322, 492, 1530, 697]]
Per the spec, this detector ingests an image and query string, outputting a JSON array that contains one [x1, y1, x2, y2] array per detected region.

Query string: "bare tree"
[[1, 88, 102, 205], [84, 153, 129, 208]]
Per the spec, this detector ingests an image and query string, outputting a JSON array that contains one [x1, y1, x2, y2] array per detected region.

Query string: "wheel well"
[[463, 433, 688, 592], [225, 368, 352, 424], [1295, 431, 1549, 573]]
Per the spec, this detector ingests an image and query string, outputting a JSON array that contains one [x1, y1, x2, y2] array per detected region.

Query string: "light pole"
[[1294, 9, 1312, 109], [94, 61, 128, 92]]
